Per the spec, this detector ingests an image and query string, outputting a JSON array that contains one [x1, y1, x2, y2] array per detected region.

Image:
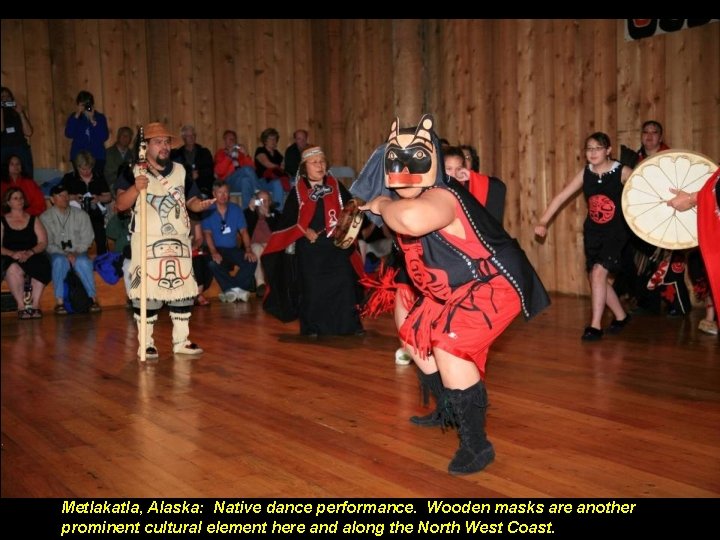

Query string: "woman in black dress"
[[1, 187, 51, 318]]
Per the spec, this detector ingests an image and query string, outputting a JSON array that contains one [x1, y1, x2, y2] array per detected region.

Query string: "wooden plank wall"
[[2, 19, 718, 294]]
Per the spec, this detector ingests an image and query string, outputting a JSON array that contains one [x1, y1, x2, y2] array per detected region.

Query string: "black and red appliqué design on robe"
[[260, 175, 365, 322], [588, 194, 616, 225], [393, 180, 550, 369], [466, 171, 507, 224], [647, 250, 691, 314]]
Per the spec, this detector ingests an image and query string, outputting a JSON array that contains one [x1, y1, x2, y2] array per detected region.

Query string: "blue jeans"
[[225, 166, 260, 209], [50, 253, 96, 301], [208, 247, 257, 292]]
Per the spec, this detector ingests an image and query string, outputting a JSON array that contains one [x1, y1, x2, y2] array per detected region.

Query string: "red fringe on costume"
[[359, 261, 398, 318]]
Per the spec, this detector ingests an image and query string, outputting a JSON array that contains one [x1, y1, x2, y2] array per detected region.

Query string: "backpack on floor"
[[93, 251, 124, 285], [63, 269, 92, 314]]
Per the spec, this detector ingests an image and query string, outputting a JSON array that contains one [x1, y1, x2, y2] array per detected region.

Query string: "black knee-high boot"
[[446, 381, 495, 475], [409, 369, 445, 427]]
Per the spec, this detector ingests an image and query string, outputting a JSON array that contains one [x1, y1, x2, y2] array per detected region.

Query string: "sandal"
[[54, 304, 68, 315], [18, 309, 33, 320], [30, 308, 43, 319], [195, 295, 210, 306]]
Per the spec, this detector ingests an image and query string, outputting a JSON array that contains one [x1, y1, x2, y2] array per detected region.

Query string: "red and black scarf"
[[263, 175, 344, 255]]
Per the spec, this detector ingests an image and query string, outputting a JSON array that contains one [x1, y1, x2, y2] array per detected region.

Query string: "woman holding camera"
[[64, 90, 109, 177], [62, 151, 111, 254], [1, 86, 34, 178]]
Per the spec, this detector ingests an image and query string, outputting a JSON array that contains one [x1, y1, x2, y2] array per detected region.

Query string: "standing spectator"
[[202, 181, 256, 303], [284, 129, 309, 178], [62, 151, 112, 255], [64, 90, 109, 177], [171, 125, 215, 198], [40, 184, 101, 315], [1, 86, 34, 177], [1, 187, 50, 319], [1, 155, 46, 217], [115, 122, 215, 358], [104, 126, 134, 193]]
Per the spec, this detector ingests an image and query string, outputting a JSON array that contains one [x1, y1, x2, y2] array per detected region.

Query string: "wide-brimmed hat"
[[143, 122, 181, 149]]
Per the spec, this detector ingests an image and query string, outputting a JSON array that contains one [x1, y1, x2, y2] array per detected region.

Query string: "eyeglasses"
[[585, 146, 606, 153]]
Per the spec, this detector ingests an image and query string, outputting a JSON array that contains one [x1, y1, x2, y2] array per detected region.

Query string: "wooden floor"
[[1, 294, 718, 498]]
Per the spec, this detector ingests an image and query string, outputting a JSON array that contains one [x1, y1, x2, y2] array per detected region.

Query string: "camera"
[[82, 194, 94, 213], [254, 198, 263, 207], [84, 102, 93, 112], [61, 240, 73, 250], [1, 101, 16, 108]]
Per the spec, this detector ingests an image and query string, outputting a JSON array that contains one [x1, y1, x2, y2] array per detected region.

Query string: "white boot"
[[135, 313, 159, 360], [171, 312, 203, 355]]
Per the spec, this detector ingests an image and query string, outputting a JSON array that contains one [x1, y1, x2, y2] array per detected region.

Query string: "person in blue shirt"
[[202, 180, 257, 302], [64, 90, 109, 178]]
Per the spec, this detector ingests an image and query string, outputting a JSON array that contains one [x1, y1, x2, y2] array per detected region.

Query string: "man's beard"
[[155, 156, 170, 167]]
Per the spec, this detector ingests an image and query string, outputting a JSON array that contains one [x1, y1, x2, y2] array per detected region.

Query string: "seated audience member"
[[190, 220, 212, 306], [202, 181, 257, 303], [1, 187, 51, 318], [40, 184, 101, 314], [1, 154, 47, 217], [171, 124, 215, 198], [284, 129, 309, 178], [62, 150, 112, 254], [214, 130, 258, 208], [243, 189, 281, 297], [104, 126, 134, 193], [254, 128, 287, 209]]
